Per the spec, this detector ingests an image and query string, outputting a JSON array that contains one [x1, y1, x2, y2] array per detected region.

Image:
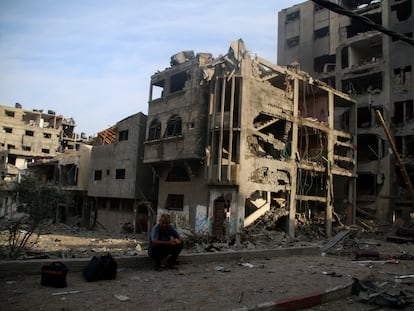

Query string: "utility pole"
[[375, 109, 414, 205]]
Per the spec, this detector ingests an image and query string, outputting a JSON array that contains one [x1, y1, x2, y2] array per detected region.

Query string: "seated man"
[[148, 214, 184, 271]]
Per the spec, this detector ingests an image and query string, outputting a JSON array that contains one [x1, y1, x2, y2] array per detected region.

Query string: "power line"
[[311, 0, 414, 47]]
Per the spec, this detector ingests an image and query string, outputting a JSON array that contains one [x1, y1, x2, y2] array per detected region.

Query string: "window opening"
[[314, 55, 336, 73], [5, 110, 15, 117], [148, 119, 161, 140], [164, 114, 182, 137], [25, 130, 34, 136], [287, 36, 299, 48], [151, 79, 165, 100], [118, 129, 129, 141], [170, 71, 187, 93], [165, 194, 184, 211], [286, 10, 300, 23], [115, 169, 125, 179], [314, 27, 329, 39], [3, 127, 12, 133]]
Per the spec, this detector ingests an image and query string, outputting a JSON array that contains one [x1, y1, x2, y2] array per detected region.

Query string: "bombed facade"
[[278, 0, 414, 225], [0, 103, 78, 218], [144, 40, 356, 238], [88, 113, 157, 233]]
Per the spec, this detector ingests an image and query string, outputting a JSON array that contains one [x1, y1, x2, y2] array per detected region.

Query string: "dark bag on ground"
[[40, 262, 68, 288], [83, 253, 117, 282]]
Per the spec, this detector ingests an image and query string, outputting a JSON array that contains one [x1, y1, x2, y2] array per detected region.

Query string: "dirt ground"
[[1, 224, 414, 310]]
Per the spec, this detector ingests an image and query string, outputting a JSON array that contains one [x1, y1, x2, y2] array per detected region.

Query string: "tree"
[[1, 173, 71, 259]]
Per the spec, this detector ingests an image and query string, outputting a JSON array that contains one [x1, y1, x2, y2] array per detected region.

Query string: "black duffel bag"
[[83, 253, 117, 282]]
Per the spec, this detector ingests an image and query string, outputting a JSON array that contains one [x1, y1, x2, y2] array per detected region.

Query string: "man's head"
[[159, 214, 171, 230]]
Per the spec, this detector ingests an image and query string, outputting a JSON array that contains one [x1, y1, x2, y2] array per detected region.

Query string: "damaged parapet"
[[144, 39, 357, 238]]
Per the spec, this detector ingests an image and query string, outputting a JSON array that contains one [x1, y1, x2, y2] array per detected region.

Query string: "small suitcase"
[[40, 262, 68, 288]]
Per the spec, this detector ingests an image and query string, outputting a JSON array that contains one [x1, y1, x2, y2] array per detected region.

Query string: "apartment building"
[[144, 40, 356, 238], [278, 0, 414, 224], [88, 112, 157, 233], [0, 103, 77, 217]]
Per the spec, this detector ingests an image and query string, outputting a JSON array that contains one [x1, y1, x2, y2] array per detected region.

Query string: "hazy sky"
[[0, 0, 302, 136]]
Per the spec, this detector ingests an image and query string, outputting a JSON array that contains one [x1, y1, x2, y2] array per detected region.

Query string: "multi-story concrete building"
[[144, 40, 356, 238], [0, 103, 77, 217], [88, 112, 157, 233], [278, 0, 414, 224]]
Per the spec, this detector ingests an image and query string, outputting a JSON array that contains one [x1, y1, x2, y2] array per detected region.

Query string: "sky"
[[0, 0, 303, 136]]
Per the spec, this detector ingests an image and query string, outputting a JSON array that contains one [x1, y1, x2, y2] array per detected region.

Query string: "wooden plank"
[[321, 230, 350, 253]]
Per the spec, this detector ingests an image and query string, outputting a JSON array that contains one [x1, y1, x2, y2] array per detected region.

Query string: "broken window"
[[342, 72, 383, 95], [5, 110, 14, 117], [7, 154, 16, 165], [166, 166, 190, 182], [356, 173, 378, 196], [3, 127, 12, 133], [357, 134, 383, 161], [396, 135, 414, 159], [94, 170, 102, 181], [115, 168, 125, 179], [358, 107, 372, 128], [60, 164, 77, 186], [25, 130, 34, 136], [43, 133, 51, 139], [151, 79, 165, 100], [314, 55, 336, 73], [393, 100, 414, 125], [286, 36, 299, 48], [346, 12, 382, 38], [314, 27, 329, 39], [391, 0, 412, 22], [286, 10, 300, 23], [170, 71, 187, 93], [118, 129, 129, 141], [165, 194, 184, 211], [148, 119, 161, 140], [406, 136, 414, 158], [393, 66, 412, 90], [164, 114, 182, 137]]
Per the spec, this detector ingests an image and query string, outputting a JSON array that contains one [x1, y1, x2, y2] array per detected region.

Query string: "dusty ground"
[[1, 223, 414, 310]]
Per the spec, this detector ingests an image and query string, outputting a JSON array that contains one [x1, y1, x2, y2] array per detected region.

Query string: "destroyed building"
[[0, 103, 78, 218], [278, 0, 414, 225], [27, 144, 92, 225], [87, 112, 157, 233], [144, 40, 356, 238]]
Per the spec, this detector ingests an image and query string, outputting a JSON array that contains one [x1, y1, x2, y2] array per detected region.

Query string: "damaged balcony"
[[340, 34, 383, 76]]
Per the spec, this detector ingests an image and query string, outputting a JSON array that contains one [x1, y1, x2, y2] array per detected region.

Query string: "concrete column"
[[288, 77, 299, 239]]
